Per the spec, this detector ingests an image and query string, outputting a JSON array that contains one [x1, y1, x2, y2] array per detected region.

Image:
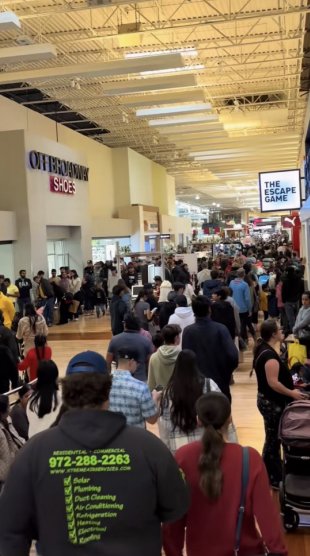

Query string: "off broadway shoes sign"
[[28, 150, 89, 196]]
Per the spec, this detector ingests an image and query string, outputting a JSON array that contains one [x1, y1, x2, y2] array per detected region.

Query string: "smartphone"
[[154, 385, 163, 392]]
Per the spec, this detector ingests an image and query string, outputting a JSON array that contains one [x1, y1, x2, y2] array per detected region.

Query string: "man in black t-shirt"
[[15, 270, 32, 315]]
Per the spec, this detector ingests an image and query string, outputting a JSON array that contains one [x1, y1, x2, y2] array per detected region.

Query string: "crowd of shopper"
[[0, 236, 305, 555]]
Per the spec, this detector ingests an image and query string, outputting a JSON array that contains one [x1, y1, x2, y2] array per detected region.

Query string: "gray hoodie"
[[148, 345, 181, 392], [293, 306, 310, 338]]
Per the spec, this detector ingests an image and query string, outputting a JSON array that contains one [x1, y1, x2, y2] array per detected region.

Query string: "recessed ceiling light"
[[212, 202, 216, 205], [217, 204, 220, 207], [195, 195, 200, 200]]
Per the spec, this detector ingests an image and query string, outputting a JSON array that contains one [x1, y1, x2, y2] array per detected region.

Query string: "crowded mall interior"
[[2, 1, 310, 555]]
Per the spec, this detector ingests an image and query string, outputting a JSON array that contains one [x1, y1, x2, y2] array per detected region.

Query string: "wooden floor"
[[46, 315, 310, 555]]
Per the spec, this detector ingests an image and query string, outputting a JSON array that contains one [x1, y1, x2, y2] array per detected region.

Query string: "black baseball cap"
[[117, 346, 139, 362]]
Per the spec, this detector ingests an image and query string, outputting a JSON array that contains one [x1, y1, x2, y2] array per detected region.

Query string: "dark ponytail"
[[196, 393, 231, 500], [34, 334, 47, 361], [134, 289, 147, 306]]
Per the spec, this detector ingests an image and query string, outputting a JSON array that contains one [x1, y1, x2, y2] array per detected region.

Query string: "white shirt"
[[27, 391, 62, 438]]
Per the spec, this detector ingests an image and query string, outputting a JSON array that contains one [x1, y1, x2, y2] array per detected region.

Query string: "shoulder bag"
[[235, 447, 269, 555]]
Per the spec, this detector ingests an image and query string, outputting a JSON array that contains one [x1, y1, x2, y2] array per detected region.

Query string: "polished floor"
[[46, 314, 310, 555]]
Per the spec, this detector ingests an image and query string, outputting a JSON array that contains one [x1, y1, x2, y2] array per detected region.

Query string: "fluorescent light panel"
[[149, 114, 218, 126], [0, 53, 185, 85], [136, 103, 212, 118], [0, 12, 20, 31], [126, 47, 197, 58], [141, 64, 204, 76], [0, 43, 57, 65]]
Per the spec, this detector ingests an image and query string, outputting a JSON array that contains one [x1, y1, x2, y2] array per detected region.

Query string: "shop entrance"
[[92, 238, 130, 262], [47, 240, 69, 275]]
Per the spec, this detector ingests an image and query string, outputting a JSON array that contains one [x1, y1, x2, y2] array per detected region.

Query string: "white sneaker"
[[74, 318, 79, 321]]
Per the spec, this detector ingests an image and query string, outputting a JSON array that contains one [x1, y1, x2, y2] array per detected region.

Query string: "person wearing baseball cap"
[[109, 345, 158, 428], [0, 350, 189, 556]]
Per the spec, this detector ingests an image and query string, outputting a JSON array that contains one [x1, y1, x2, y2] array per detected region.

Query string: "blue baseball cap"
[[66, 351, 108, 375]]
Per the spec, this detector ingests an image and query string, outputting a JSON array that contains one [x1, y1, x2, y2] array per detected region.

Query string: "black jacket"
[[226, 269, 238, 285], [158, 301, 176, 329], [40, 278, 54, 299], [0, 325, 19, 363], [10, 404, 29, 441], [211, 301, 235, 339], [110, 294, 127, 335], [0, 345, 18, 394], [282, 274, 303, 303], [171, 266, 186, 285], [182, 318, 239, 401], [0, 409, 189, 556]]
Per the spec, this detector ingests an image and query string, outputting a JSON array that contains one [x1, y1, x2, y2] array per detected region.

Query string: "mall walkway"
[[47, 316, 310, 555]]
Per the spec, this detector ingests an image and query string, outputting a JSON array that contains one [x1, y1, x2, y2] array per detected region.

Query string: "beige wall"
[[118, 205, 144, 251], [0, 95, 117, 231], [0, 212, 17, 241], [128, 149, 154, 206], [160, 214, 191, 236], [0, 130, 32, 274]]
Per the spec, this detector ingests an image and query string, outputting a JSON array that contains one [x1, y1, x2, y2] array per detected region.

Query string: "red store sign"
[[50, 176, 76, 195]]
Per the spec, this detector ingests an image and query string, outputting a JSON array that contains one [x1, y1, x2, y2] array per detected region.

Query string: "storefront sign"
[[281, 215, 300, 228], [50, 176, 76, 195], [160, 234, 171, 239], [259, 169, 301, 213], [28, 150, 89, 182]]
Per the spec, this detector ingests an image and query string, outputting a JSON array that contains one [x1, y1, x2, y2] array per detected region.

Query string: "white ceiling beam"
[[159, 123, 224, 135], [136, 103, 212, 118], [121, 90, 205, 107], [0, 43, 57, 65], [190, 146, 300, 156], [149, 114, 218, 126], [103, 74, 197, 95], [0, 53, 184, 85], [0, 12, 20, 31]]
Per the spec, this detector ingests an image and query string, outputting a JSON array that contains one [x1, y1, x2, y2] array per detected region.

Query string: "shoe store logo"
[[28, 150, 89, 196]]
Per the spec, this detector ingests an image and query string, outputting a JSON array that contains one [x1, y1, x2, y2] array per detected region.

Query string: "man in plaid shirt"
[[110, 346, 158, 428]]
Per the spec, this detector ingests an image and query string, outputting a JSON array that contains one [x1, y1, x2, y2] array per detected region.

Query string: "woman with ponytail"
[[253, 319, 306, 489], [18, 334, 52, 382], [163, 392, 287, 556]]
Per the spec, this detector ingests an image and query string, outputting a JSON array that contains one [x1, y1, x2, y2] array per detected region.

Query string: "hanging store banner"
[[259, 169, 301, 213]]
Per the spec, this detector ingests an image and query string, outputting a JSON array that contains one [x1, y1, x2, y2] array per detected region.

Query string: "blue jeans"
[[43, 297, 54, 325], [17, 297, 31, 315]]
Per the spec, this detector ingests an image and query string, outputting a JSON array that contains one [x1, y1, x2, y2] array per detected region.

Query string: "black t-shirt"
[[254, 344, 293, 406]]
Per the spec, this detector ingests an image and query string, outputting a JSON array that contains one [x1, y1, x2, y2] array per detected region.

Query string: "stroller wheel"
[[283, 509, 299, 532]]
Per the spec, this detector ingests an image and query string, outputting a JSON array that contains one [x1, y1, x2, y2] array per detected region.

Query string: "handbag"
[[235, 447, 268, 555], [288, 339, 307, 369]]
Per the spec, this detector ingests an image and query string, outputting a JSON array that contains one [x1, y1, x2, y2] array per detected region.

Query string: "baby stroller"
[[279, 400, 310, 531]]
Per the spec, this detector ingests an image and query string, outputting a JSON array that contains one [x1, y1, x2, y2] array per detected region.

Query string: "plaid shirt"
[[110, 371, 157, 428]]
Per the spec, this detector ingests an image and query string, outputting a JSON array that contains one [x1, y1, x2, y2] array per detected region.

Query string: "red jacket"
[[163, 442, 287, 556], [18, 346, 52, 382]]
